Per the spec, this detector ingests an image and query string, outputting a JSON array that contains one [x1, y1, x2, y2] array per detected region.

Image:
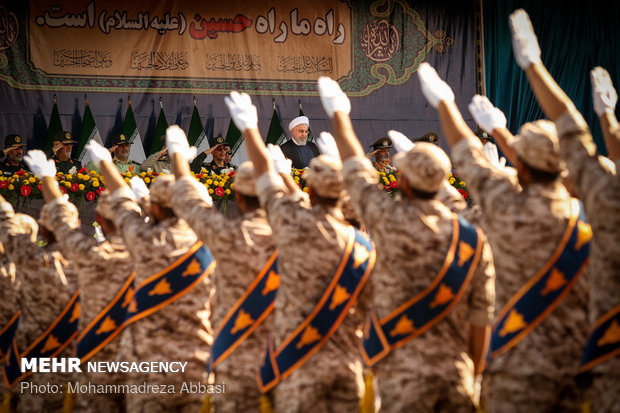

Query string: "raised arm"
[[23, 150, 63, 202], [86, 140, 127, 193], [266, 144, 300, 195], [468, 95, 517, 164], [591, 67, 620, 161]]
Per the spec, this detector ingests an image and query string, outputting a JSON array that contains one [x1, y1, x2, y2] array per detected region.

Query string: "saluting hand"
[[509, 9, 541, 70], [166, 125, 197, 160], [387, 130, 415, 153], [315, 132, 340, 159], [23, 150, 56, 178], [591, 66, 618, 117], [224, 91, 258, 133], [317, 76, 351, 118], [417, 63, 454, 108]]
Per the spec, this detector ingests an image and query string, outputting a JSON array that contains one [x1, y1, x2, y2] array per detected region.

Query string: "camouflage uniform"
[[256, 156, 370, 413], [0, 196, 79, 413], [555, 108, 620, 413], [451, 130, 590, 413], [342, 149, 496, 413], [40, 195, 133, 413], [107, 176, 212, 413], [0, 240, 18, 403], [170, 167, 275, 413]]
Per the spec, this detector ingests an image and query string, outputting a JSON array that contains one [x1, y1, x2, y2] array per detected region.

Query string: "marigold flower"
[[225, 189, 231, 195], [212, 180, 219, 186], [302, 187, 309, 193], [65, 174, 73, 180], [124, 177, 130, 183], [78, 184, 85, 191], [144, 177, 150, 184], [28, 177, 36, 184], [92, 180, 100, 187], [8, 184, 14, 190], [208, 188, 214, 194], [460, 181, 466, 187], [22, 180, 29, 186], [206, 179, 213, 185]]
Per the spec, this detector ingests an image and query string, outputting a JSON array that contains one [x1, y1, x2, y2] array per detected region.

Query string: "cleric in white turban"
[[280, 115, 320, 169]]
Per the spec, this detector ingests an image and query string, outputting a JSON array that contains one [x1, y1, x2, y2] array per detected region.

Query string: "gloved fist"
[[224, 91, 258, 132], [267, 144, 292, 175], [166, 125, 197, 160], [315, 132, 340, 159], [85, 140, 112, 168], [509, 9, 541, 69], [468, 95, 507, 133], [129, 176, 149, 202], [23, 150, 56, 178], [387, 130, 415, 153], [417, 63, 454, 108], [591, 66, 618, 117], [317, 76, 351, 118]]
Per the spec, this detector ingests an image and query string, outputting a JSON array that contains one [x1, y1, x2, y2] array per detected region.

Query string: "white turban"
[[288, 116, 309, 131]]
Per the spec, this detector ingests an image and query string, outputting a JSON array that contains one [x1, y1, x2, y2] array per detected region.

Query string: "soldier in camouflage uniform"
[[417, 62, 590, 412], [508, 10, 620, 411], [25, 148, 133, 413], [0, 194, 79, 413], [317, 77, 496, 413], [85, 141, 212, 413], [0, 239, 18, 408], [225, 92, 371, 413], [166, 125, 276, 413]]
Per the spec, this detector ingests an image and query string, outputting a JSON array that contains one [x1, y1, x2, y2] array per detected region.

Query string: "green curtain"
[[484, 1, 620, 155]]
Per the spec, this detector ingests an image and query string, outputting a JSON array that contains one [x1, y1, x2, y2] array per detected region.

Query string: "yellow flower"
[[212, 180, 219, 186], [7, 184, 14, 190], [140, 172, 146, 177], [460, 181, 466, 187], [302, 187, 309, 193], [382, 177, 389, 185], [206, 179, 213, 185], [65, 174, 73, 180], [78, 184, 85, 190], [294, 177, 300, 183], [225, 189, 231, 195], [230, 183, 235, 188], [124, 177, 130, 183], [92, 180, 99, 188], [64, 182, 71, 189], [449, 177, 455, 184], [208, 188, 214, 194], [28, 177, 36, 184], [388, 174, 396, 182], [144, 177, 150, 184], [82, 174, 90, 181], [22, 180, 29, 185]]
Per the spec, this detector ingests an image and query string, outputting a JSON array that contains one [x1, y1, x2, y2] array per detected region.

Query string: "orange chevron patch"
[[597, 320, 620, 347], [458, 241, 474, 267], [329, 285, 350, 310], [70, 302, 80, 323], [541, 268, 567, 296], [296, 326, 321, 349], [231, 309, 254, 334], [122, 287, 134, 308], [95, 316, 118, 335], [353, 243, 370, 269], [429, 284, 455, 308], [128, 300, 138, 313], [148, 279, 172, 296], [499, 309, 527, 337], [182, 258, 202, 277], [41, 334, 61, 354], [262, 271, 280, 296], [575, 221, 592, 251], [389, 315, 416, 337]]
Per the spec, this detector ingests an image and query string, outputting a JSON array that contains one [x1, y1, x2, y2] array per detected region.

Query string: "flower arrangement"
[[0, 170, 43, 206], [378, 170, 399, 196], [448, 171, 470, 201], [194, 168, 236, 201], [56, 168, 104, 204], [292, 168, 309, 193]]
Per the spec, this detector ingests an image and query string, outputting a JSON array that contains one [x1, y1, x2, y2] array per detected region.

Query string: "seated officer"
[[190, 136, 237, 175], [1, 134, 29, 176], [368, 136, 397, 173], [110, 133, 141, 174], [51, 131, 82, 174]]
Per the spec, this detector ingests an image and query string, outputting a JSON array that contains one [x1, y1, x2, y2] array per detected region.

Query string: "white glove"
[[509, 9, 541, 69], [129, 176, 149, 202], [482, 142, 506, 169], [591, 66, 618, 117], [315, 132, 340, 159], [85, 140, 112, 168], [267, 144, 292, 174], [195, 182, 213, 207], [468, 95, 507, 133], [417, 63, 454, 108], [23, 150, 56, 178], [224, 91, 258, 132], [387, 130, 415, 153], [317, 76, 351, 118], [166, 125, 197, 160]]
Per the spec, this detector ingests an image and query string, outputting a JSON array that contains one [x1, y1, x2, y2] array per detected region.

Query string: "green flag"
[[299, 102, 313, 143], [149, 100, 168, 155], [187, 104, 206, 148], [265, 108, 286, 146], [225, 119, 243, 156], [122, 98, 146, 163], [77, 96, 104, 163], [45, 95, 63, 155]]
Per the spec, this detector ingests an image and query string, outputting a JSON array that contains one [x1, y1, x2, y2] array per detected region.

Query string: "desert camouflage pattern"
[[107, 188, 211, 413], [451, 137, 590, 412], [555, 108, 620, 413], [171, 176, 276, 413], [256, 171, 370, 413], [342, 157, 495, 413], [40, 197, 133, 412]]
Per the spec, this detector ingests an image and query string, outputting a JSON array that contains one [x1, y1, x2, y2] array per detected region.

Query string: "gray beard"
[[292, 136, 307, 146]]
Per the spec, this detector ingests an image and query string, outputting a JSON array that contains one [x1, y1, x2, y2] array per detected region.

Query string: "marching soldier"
[[509, 9, 620, 411], [317, 77, 496, 412], [417, 61, 590, 412], [166, 125, 276, 412], [85, 141, 215, 413]]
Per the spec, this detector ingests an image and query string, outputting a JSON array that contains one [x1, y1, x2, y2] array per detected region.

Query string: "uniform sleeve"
[[170, 176, 230, 246], [190, 152, 208, 173], [140, 152, 162, 171], [0, 196, 36, 264], [467, 233, 496, 326], [256, 171, 304, 231], [108, 187, 153, 262], [341, 156, 395, 230], [39, 196, 98, 259]]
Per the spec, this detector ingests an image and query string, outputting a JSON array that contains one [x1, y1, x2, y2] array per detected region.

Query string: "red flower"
[[60, 186, 67, 194], [70, 183, 79, 192], [457, 188, 469, 199], [196, 174, 203, 179], [229, 170, 235, 176], [21, 185, 31, 197], [0, 181, 7, 189], [37, 184, 43, 191], [86, 191, 96, 201], [15, 170, 25, 176], [384, 185, 390, 191], [78, 167, 88, 174], [389, 181, 399, 189], [215, 187, 225, 197], [96, 188, 102, 195]]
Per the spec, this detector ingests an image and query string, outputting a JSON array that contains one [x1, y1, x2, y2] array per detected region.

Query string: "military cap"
[[148, 174, 175, 208], [4, 134, 25, 148], [393, 142, 451, 193], [111, 133, 132, 146], [510, 120, 564, 173], [415, 132, 439, 143], [53, 131, 77, 144], [304, 154, 344, 199], [233, 161, 257, 196], [209, 136, 228, 148], [369, 137, 392, 150]]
